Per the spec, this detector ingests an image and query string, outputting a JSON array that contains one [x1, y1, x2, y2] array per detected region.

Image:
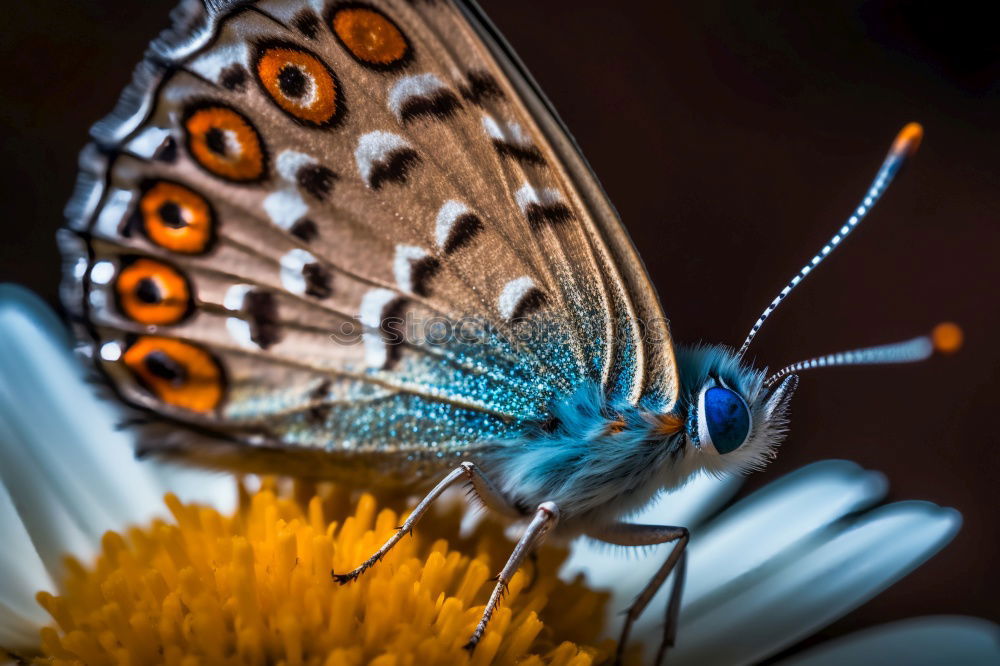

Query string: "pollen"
[[30, 481, 620, 665]]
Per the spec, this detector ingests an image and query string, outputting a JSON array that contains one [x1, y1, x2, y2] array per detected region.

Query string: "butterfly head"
[[675, 345, 796, 477]]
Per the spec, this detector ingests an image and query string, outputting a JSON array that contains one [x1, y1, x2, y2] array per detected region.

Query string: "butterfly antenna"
[[763, 322, 962, 388], [737, 123, 924, 358]]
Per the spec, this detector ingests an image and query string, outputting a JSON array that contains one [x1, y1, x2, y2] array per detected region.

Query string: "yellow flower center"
[[31, 482, 617, 665]]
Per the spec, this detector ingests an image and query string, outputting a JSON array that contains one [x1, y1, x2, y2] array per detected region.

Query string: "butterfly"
[[59, 0, 950, 661]]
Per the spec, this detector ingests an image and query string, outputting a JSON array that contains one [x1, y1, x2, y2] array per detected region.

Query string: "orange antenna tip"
[[932, 322, 963, 354], [890, 122, 923, 159]]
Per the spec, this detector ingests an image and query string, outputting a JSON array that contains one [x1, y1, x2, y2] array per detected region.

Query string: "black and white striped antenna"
[[762, 323, 962, 388], [737, 123, 924, 358]]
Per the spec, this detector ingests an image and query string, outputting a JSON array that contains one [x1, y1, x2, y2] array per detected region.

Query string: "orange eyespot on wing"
[[123, 336, 224, 412], [114, 257, 193, 326], [183, 103, 267, 182], [330, 4, 410, 70], [255, 42, 343, 127], [139, 181, 216, 254]]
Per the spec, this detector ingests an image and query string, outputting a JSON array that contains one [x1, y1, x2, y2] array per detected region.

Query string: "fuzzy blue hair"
[[478, 344, 792, 532], [479, 380, 679, 528]]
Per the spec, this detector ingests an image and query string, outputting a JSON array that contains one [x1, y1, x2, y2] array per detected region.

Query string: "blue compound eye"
[[698, 386, 751, 454]]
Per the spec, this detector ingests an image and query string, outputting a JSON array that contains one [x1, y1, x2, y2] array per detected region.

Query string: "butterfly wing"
[[455, 1, 678, 409], [60, 0, 677, 480]]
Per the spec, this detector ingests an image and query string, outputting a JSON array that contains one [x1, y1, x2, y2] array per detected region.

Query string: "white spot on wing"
[[126, 127, 172, 159], [90, 261, 115, 285], [250, 0, 325, 23], [187, 41, 250, 84], [100, 341, 122, 362], [280, 248, 318, 295], [359, 288, 398, 329], [435, 200, 470, 250], [354, 131, 410, 184], [388, 73, 447, 119], [263, 189, 308, 229], [88, 290, 107, 310], [223, 285, 266, 349], [93, 190, 133, 238], [482, 115, 532, 146], [230, 130, 252, 158], [360, 288, 401, 368], [72, 257, 88, 280], [498, 276, 538, 320], [393, 245, 430, 293], [515, 183, 563, 213], [223, 284, 252, 311], [276, 150, 316, 182], [226, 317, 255, 349]]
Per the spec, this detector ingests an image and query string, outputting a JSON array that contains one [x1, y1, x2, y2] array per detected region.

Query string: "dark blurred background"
[[2, 0, 997, 654]]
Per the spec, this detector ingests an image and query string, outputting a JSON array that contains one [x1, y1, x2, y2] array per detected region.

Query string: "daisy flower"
[[1, 285, 997, 664]]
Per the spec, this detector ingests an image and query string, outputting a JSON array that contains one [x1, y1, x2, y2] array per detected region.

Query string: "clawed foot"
[[332, 549, 392, 584], [330, 569, 358, 584]]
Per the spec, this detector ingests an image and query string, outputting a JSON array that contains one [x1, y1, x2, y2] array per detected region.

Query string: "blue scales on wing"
[[59, 0, 678, 484]]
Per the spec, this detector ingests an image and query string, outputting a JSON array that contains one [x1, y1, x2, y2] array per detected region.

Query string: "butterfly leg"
[[464, 501, 560, 651], [332, 461, 520, 583], [588, 522, 689, 666]]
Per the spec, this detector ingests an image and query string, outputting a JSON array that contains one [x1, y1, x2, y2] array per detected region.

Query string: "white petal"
[[0, 286, 164, 576], [670, 501, 961, 665], [0, 602, 45, 652], [0, 389, 101, 578], [631, 469, 744, 528], [561, 470, 740, 590], [624, 460, 887, 658], [777, 615, 1000, 666], [0, 480, 53, 649], [561, 470, 741, 650], [685, 460, 887, 606]]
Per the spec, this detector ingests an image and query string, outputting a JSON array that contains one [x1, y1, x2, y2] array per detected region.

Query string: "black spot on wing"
[[277, 65, 308, 98], [296, 164, 337, 199], [443, 214, 483, 254], [205, 127, 228, 156], [306, 378, 332, 424], [491, 140, 545, 165], [369, 149, 420, 189], [244, 290, 281, 349], [525, 203, 573, 230], [135, 278, 161, 304], [310, 379, 331, 402], [293, 11, 321, 39], [154, 136, 178, 163], [379, 297, 408, 369], [509, 287, 547, 320], [145, 350, 186, 385], [460, 70, 503, 105], [399, 91, 461, 123], [302, 262, 332, 299], [220, 65, 248, 91], [409, 256, 441, 297], [307, 404, 332, 424], [123, 210, 141, 238], [289, 218, 319, 243], [158, 202, 184, 228]]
